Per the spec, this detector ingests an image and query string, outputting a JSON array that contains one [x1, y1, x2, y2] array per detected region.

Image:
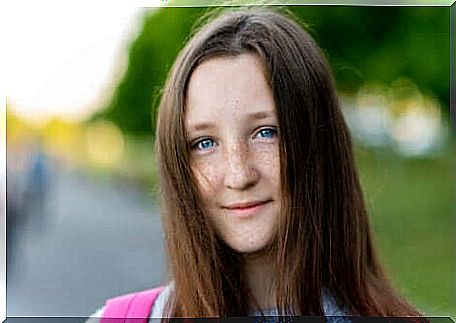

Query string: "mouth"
[[224, 200, 271, 209], [222, 200, 272, 218]]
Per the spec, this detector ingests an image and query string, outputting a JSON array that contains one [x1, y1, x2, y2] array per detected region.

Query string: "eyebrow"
[[187, 111, 276, 131]]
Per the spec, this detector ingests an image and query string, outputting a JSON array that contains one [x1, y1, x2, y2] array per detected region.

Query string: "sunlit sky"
[[5, 4, 152, 122]]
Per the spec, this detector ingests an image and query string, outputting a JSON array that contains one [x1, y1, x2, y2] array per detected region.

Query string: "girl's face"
[[185, 53, 281, 254]]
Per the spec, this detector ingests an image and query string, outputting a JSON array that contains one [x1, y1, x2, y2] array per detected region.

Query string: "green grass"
[[355, 143, 454, 318]]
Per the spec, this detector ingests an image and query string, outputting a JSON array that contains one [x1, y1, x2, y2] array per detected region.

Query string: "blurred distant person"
[[23, 138, 52, 234], [6, 139, 30, 277]]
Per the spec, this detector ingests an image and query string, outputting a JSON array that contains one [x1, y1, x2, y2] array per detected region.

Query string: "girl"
[[92, 6, 424, 321]]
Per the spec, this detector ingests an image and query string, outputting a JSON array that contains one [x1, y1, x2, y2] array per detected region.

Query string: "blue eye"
[[192, 138, 215, 151], [256, 128, 277, 139]]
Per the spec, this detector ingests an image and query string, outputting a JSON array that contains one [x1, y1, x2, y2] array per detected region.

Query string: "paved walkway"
[[7, 167, 167, 317]]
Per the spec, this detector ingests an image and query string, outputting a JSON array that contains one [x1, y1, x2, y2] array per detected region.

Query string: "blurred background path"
[[7, 159, 166, 317]]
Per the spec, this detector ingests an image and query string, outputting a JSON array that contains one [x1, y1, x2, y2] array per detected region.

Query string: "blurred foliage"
[[91, 8, 205, 135], [354, 142, 455, 317], [91, 6, 450, 136], [292, 7, 449, 99]]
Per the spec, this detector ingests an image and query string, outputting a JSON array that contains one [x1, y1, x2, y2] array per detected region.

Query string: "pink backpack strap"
[[100, 286, 165, 323]]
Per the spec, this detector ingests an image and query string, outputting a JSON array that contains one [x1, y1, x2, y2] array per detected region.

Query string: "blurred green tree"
[[91, 8, 205, 135], [92, 6, 450, 136]]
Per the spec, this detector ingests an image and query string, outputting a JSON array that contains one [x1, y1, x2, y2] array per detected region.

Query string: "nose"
[[223, 140, 259, 190]]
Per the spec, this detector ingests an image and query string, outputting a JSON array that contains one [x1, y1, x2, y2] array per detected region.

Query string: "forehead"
[[185, 53, 276, 126]]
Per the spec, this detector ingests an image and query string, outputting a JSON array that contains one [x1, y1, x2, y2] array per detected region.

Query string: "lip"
[[223, 200, 271, 218]]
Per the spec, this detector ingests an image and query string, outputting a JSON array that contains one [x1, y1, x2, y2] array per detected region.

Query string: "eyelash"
[[190, 127, 278, 152]]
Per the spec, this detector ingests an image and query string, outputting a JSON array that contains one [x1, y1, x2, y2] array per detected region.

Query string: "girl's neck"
[[243, 251, 276, 311]]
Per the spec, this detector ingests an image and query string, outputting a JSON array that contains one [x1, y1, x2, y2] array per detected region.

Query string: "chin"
[[227, 240, 271, 255]]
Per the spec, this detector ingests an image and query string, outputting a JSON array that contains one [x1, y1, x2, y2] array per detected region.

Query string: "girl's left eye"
[[255, 128, 277, 139]]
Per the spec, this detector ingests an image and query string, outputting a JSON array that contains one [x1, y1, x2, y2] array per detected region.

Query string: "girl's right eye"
[[191, 138, 216, 151]]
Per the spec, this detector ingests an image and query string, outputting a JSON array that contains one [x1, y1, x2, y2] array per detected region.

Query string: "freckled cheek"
[[191, 159, 221, 200], [255, 146, 280, 172], [254, 146, 281, 197]]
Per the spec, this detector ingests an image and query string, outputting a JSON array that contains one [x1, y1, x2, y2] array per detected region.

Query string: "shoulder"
[[322, 288, 349, 316], [86, 307, 105, 323], [150, 282, 174, 318], [86, 284, 172, 323]]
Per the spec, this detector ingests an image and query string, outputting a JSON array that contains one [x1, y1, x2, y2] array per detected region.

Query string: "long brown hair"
[[155, 6, 423, 318]]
